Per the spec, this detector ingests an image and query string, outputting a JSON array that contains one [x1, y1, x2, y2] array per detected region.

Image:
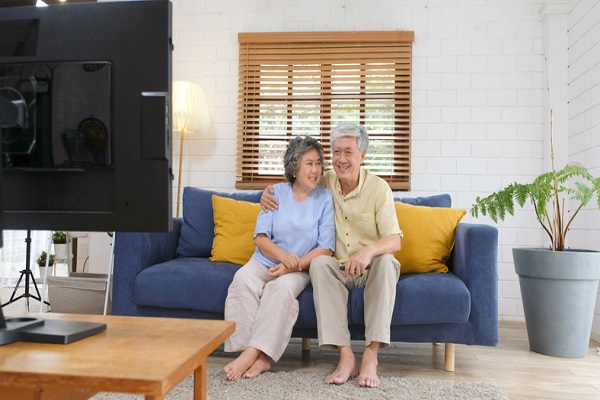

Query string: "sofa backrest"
[[176, 186, 452, 258], [177, 187, 262, 258], [395, 193, 451, 208]]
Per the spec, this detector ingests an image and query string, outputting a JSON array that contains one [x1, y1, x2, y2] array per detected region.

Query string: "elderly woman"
[[223, 136, 335, 381]]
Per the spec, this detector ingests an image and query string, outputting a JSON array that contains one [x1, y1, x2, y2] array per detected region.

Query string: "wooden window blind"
[[236, 31, 414, 190]]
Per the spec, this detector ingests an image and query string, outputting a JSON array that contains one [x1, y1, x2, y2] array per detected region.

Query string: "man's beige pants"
[[224, 258, 310, 362], [309, 254, 400, 349]]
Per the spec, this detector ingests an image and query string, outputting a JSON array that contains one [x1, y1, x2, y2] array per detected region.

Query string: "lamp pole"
[[172, 80, 210, 218], [177, 128, 185, 218]]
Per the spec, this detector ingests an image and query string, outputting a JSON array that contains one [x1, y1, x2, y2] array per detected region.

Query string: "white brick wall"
[[170, 0, 600, 336], [568, 0, 600, 341]]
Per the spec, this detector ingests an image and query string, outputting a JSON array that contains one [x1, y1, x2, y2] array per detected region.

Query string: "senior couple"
[[223, 123, 403, 389]]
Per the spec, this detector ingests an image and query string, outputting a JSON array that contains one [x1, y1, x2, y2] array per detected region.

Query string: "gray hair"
[[330, 123, 369, 153], [283, 136, 325, 185]]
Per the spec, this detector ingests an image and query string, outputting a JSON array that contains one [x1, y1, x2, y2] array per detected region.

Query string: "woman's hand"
[[281, 252, 300, 270], [268, 263, 288, 277]]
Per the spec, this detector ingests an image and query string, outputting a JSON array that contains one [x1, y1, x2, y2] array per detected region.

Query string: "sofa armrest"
[[112, 217, 183, 316], [451, 222, 499, 345]]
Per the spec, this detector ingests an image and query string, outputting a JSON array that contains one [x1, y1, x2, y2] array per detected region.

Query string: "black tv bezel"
[[0, 0, 173, 233]]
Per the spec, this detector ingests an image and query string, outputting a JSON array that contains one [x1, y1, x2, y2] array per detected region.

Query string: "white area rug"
[[90, 368, 509, 400]]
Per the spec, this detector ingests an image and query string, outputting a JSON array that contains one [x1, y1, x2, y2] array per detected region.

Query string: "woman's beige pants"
[[224, 258, 310, 362]]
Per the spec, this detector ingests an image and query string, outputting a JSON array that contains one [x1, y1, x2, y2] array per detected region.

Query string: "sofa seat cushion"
[[349, 273, 471, 326], [135, 257, 241, 314]]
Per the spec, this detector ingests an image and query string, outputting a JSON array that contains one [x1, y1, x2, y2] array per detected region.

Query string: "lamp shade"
[[172, 80, 210, 134]]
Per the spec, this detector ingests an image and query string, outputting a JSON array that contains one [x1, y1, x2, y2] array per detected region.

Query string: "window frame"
[[236, 31, 414, 190]]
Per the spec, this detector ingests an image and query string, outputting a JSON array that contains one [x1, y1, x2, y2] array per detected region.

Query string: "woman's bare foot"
[[358, 343, 380, 388], [325, 346, 359, 385], [242, 352, 271, 378], [224, 347, 260, 381]]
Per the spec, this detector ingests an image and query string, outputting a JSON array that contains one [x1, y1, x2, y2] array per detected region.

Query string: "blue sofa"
[[112, 187, 498, 371]]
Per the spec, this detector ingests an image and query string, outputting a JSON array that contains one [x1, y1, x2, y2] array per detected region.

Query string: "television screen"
[[0, 0, 173, 232]]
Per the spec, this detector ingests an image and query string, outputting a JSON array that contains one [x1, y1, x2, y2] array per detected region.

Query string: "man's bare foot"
[[242, 352, 271, 378], [326, 346, 359, 385], [224, 347, 260, 381], [358, 344, 380, 388]]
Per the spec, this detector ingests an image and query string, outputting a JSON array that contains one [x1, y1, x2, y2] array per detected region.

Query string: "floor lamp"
[[172, 81, 210, 217]]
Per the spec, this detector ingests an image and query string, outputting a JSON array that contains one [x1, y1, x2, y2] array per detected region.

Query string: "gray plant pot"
[[513, 247, 600, 358]]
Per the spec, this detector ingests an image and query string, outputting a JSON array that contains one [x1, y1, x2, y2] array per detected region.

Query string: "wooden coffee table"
[[0, 313, 235, 400]]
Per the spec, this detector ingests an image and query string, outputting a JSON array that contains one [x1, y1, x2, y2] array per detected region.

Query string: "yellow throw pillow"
[[210, 195, 262, 265], [394, 202, 466, 274]]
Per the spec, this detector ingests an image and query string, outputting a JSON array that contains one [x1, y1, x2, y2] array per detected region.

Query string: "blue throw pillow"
[[176, 187, 262, 257]]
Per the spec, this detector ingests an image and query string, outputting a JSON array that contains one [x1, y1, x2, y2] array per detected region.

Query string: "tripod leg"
[[29, 273, 49, 306], [1, 269, 26, 307]]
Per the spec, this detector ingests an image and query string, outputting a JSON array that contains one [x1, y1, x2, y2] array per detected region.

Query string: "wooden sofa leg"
[[445, 343, 455, 372], [302, 338, 311, 352]]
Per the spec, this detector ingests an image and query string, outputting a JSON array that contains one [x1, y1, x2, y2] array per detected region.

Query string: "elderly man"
[[261, 123, 402, 388]]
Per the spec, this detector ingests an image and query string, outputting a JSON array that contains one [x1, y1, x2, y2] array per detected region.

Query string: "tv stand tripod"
[[1, 230, 50, 310]]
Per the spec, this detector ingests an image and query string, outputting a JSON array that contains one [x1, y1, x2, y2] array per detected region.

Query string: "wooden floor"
[[2, 287, 599, 399]]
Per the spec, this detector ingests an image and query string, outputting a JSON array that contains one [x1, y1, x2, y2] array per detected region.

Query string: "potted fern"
[[471, 162, 600, 358]]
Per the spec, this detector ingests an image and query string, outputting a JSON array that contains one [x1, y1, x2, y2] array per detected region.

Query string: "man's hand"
[[260, 185, 278, 212], [343, 245, 375, 279]]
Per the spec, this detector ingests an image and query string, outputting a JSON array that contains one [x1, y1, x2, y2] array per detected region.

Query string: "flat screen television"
[[0, 0, 173, 233]]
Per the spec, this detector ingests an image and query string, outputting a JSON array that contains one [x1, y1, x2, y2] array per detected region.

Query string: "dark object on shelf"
[[77, 115, 109, 166]]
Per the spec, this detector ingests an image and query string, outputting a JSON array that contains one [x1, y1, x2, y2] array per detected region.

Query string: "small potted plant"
[[37, 251, 55, 267], [52, 231, 68, 260], [36, 251, 55, 281]]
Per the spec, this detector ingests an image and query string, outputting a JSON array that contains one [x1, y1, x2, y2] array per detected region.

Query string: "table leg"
[[194, 359, 208, 400]]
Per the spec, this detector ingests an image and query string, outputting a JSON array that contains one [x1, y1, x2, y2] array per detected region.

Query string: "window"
[[236, 31, 414, 190]]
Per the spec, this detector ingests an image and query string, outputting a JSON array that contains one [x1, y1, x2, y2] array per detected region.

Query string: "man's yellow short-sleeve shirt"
[[320, 168, 402, 265]]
